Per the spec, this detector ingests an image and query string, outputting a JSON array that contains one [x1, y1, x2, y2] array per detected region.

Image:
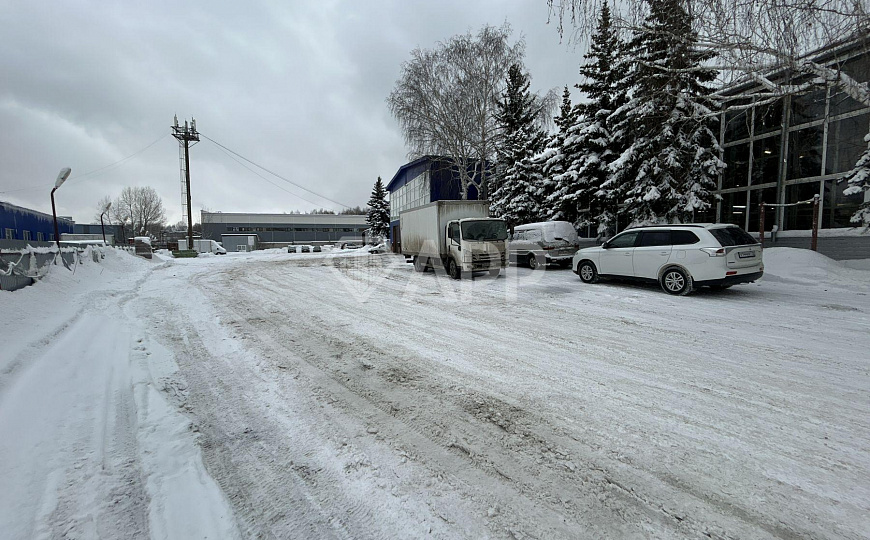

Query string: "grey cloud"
[[0, 0, 582, 225]]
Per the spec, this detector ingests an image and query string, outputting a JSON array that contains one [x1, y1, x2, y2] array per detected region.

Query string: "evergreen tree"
[[551, 2, 627, 232], [844, 133, 870, 226], [365, 177, 390, 243], [608, 0, 724, 227], [490, 64, 548, 227], [538, 87, 577, 220]]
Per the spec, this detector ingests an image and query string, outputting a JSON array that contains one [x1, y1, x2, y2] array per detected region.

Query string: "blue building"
[[1, 200, 73, 244], [386, 156, 486, 252]]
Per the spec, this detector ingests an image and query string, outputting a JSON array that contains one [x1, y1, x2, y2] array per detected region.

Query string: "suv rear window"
[[671, 230, 700, 245], [638, 231, 671, 247], [709, 226, 757, 247]]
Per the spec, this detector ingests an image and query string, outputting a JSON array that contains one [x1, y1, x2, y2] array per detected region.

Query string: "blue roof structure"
[[1, 200, 74, 243]]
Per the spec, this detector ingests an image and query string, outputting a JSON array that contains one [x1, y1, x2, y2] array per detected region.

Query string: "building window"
[[754, 101, 782, 136], [747, 187, 778, 232], [720, 191, 749, 229], [23, 231, 31, 241], [4, 228, 14, 240], [784, 181, 821, 230], [724, 107, 751, 142], [721, 144, 750, 189], [37, 232, 44, 241], [790, 86, 827, 126], [823, 178, 864, 228], [389, 170, 430, 220], [825, 113, 870, 175], [787, 126, 823, 179], [751, 136, 779, 185], [226, 227, 236, 232]]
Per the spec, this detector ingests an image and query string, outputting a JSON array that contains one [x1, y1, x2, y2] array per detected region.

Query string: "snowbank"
[[762, 247, 870, 290], [0, 248, 154, 373]]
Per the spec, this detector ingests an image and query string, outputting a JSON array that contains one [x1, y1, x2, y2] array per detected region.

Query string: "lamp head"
[[103, 201, 112, 213], [55, 167, 71, 188]]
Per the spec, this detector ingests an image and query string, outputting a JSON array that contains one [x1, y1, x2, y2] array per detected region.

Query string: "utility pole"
[[172, 115, 199, 251]]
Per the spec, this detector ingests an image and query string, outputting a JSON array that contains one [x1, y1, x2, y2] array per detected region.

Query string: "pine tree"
[[490, 64, 548, 227], [365, 177, 390, 243], [844, 133, 870, 226], [608, 0, 724, 227], [551, 2, 627, 232]]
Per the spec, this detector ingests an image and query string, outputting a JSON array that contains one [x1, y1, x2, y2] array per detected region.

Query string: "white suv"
[[572, 224, 763, 295]]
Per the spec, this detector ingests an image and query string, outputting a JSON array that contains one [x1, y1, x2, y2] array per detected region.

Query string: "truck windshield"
[[461, 220, 508, 241]]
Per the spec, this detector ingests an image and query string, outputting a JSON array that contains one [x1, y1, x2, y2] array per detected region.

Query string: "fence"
[[0, 245, 131, 292]]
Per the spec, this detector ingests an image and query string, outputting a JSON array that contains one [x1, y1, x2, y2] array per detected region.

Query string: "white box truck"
[[400, 200, 508, 279], [179, 238, 227, 255]]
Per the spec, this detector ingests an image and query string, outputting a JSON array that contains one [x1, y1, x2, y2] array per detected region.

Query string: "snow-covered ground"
[[1, 246, 869, 539]]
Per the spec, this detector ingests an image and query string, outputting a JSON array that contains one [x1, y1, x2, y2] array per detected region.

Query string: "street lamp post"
[[51, 167, 71, 251], [100, 201, 112, 245]]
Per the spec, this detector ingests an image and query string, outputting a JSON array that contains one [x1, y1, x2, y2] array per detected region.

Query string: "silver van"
[[509, 221, 580, 269]]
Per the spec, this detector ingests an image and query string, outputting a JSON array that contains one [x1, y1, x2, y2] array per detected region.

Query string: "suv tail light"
[[701, 247, 725, 257]]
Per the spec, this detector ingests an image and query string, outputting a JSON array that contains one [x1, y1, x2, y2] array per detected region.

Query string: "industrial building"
[[386, 156, 485, 253], [714, 33, 870, 258], [1, 200, 73, 244], [201, 211, 367, 247]]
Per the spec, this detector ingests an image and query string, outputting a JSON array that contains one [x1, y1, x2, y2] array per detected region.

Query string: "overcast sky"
[[0, 0, 586, 225]]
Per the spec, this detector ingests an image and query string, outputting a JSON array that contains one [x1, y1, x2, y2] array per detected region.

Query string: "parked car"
[[509, 221, 579, 269], [572, 224, 763, 295]]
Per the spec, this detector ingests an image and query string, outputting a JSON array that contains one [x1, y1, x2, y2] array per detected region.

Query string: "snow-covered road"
[[2, 247, 869, 539]]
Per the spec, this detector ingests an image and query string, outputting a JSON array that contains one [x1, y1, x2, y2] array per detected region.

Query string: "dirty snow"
[[1, 246, 869, 539]]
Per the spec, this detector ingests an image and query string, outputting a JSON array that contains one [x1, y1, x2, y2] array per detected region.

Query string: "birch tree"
[[387, 24, 524, 199], [114, 186, 167, 237]]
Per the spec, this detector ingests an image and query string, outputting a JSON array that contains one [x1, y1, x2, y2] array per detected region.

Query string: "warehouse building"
[[714, 33, 870, 258], [201, 211, 367, 246], [1, 200, 73, 245], [386, 156, 484, 253]]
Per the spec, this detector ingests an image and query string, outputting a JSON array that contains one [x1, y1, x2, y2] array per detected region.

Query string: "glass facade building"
[[716, 39, 870, 232]]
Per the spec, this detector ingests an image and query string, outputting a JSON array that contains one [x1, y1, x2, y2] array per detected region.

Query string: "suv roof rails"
[[626, 224, 706, 229]]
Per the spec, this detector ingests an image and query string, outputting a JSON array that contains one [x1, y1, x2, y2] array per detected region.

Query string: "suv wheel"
[[528, 254, 540, 270], [578, 261, 599, 284], [661, 268, 693, 296]]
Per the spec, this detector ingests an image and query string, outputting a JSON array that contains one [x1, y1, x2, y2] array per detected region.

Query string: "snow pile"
[[762, 247, 870, 290], [0, 248, 154, 372]]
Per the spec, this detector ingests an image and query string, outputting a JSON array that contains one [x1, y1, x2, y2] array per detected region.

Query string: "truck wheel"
[[448, 259, 461, 280], [413, 256, 426, 272], [488, 269, 500, 278]]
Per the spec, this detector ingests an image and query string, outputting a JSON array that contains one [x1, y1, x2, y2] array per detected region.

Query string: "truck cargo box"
[[399, 201, 490, 258]]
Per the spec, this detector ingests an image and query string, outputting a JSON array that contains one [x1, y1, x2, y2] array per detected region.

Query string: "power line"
[[210, 143, 331, 209], [0, 133, 170, 195], [200, 133, 352, 209], [67, 133, 170, 184]]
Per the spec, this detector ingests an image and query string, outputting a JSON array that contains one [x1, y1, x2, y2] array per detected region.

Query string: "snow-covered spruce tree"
[[538, 86, 577, 221], [608, 0, 724, 227], [550, 1, 627, 231], [365, 177, 390, 243], [490, 64, 548, 227], [844, 133, 870, 227]]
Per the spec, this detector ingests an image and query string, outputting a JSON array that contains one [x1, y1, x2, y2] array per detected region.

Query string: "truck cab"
[[445, 218, 508, 278]]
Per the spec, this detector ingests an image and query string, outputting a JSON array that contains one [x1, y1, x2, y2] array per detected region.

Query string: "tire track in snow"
[[213, 255, 865, 540]]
